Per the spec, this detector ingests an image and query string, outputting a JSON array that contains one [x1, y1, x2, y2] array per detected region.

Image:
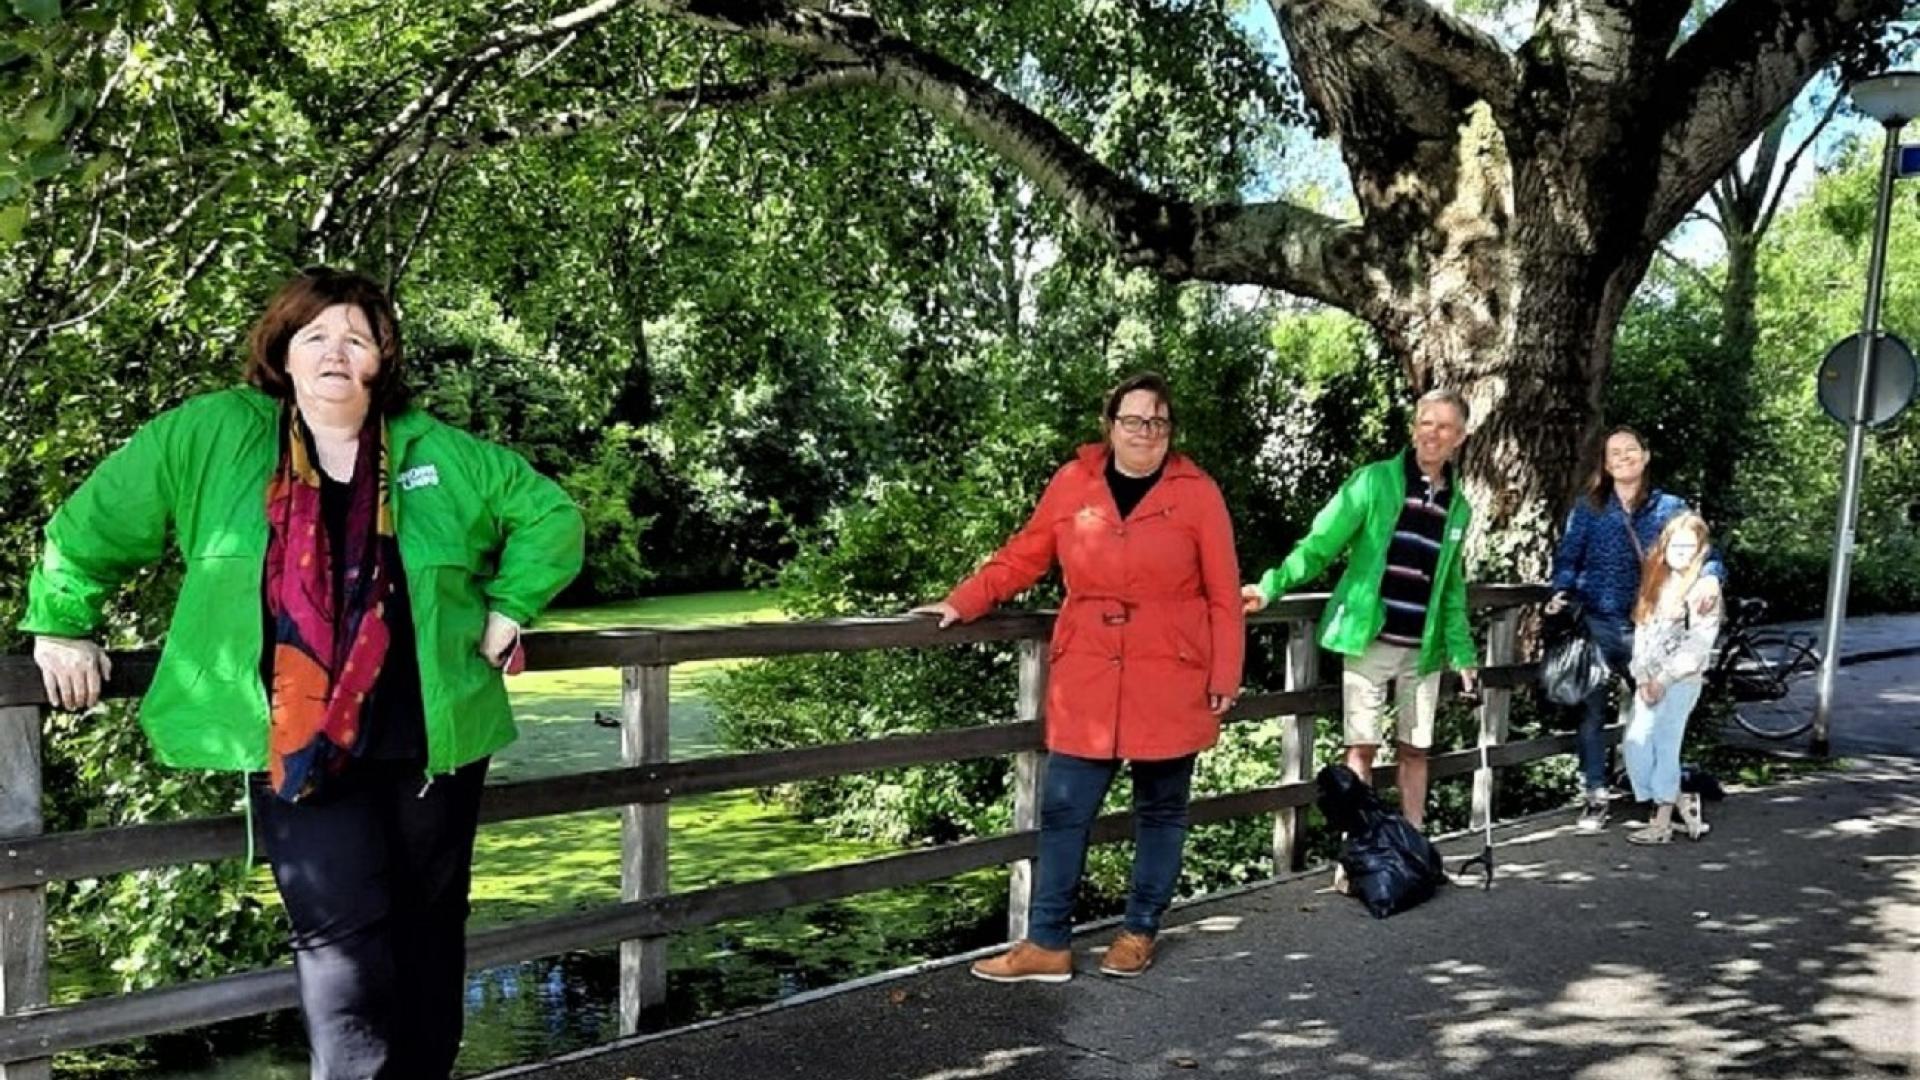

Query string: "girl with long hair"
[[1623, 513, 1722, 844]]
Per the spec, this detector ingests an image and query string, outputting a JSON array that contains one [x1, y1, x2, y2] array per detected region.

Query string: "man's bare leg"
[[1396, 743, 1428, 831], [1345, 743, 1377, 785]]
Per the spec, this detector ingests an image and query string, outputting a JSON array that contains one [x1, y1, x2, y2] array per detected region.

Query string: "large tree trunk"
[[1388, 296, 1615, 581], [1363, 175, 1631, 579], [1276, 24, 1657, 575]]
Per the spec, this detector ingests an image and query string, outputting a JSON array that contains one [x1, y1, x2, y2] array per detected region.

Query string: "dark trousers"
[[1578, 615, 1634, 791], [1027, 752, 1197, 950], [252, 758, 488, 1080]]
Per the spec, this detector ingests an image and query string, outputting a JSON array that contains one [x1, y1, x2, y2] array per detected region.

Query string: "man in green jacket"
[[1243, 389, 1479, 833]]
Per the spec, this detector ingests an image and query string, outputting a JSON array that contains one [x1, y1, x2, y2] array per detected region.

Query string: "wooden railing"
[[0, 584, 1558, 1077]]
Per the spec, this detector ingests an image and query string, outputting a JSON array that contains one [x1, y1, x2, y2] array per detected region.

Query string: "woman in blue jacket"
[[1547, 426, 1720, 831]]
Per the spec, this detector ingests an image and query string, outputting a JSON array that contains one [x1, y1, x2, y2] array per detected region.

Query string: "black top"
[[319, 474, 427, 763], [1377, 453, 1453, 647], [1105, 456, 1165, 521]]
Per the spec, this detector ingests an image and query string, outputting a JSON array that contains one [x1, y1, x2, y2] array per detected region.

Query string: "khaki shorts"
[[1341, 640, 1441, 750]]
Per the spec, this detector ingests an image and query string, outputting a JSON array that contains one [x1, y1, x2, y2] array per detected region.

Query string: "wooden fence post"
[[619, 664, 672, 1035], [1006, 638, 1047, 942], [1272, 618, 1320, 874], [0, 705, 50, 1080], [1472, 609, 1522, 833]]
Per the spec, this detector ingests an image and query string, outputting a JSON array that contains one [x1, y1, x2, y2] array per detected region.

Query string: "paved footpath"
[[488, 755, 1920, 1080], [1730, 613, 1920, 757]]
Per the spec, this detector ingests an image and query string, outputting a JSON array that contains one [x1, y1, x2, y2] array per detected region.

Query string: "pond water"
[[123, 890, 1007, 1079]]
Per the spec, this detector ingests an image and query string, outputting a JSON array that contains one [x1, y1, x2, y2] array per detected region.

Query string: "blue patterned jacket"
[[1549, 489, 1724, 622]]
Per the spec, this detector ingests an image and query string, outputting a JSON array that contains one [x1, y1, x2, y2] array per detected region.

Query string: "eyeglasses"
[[1113, 415, 1173, 436], [1606, 447, 1644, 461]]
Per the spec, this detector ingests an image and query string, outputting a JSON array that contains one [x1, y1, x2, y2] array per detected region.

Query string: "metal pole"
[[1812, 119, 1906, 753]]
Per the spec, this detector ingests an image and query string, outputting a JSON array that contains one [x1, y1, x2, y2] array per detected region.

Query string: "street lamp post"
[[1811, 73, 1920, 753]]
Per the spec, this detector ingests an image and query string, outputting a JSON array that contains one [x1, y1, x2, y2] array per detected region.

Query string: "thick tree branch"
[[1266, 0, 1482, 256], [1704, 180, 1736, 245], [1742, 109, 1789, 212], [635, 0, 1374, 307], [426, 63, 884, 155], [635, 0, 868, 62], [1527, 0, 1692, 89], [1644, 0, 1900, 245], [1308, 0, 1517, 115]]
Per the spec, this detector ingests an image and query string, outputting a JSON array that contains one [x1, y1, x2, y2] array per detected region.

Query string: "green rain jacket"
[[20, 387, 586, 775], [1255, 451, 1476, 675]]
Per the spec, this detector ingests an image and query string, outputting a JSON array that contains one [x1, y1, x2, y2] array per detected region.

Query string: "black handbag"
[[1539, 598, 1612, 707]]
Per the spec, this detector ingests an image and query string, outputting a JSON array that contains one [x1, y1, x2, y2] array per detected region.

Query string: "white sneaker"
[[1576, 789, 1609, 832]]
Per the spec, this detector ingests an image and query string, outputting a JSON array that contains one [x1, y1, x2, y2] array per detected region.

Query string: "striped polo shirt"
[[1378, 452, 1452, 647]]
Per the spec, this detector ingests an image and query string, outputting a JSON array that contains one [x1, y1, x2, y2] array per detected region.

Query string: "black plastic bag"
[[1315, 764, 1446, 919], [1539, 601, 1612, 706], [1681, 764, 1726, 801]]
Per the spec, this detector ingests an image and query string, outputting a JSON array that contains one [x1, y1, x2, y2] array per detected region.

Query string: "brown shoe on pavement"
[[971, 940, 1072, 984], [1099, 930, 1155, 977]]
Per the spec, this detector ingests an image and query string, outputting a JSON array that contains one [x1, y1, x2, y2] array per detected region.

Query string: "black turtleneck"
[[1105, 456, 1165, 520]]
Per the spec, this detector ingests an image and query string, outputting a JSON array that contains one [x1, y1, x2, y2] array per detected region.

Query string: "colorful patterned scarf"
[[264, 407, 395, 801]]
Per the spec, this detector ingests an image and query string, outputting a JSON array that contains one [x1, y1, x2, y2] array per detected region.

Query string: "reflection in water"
[[111, 889, 1008, 1078]]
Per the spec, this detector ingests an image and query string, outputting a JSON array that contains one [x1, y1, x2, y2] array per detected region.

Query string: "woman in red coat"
[[915, 372, 1243, 982]]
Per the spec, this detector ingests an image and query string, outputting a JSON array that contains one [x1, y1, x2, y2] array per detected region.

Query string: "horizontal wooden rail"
[[0, 719, 1590, 1063], [0, 586, 1550, 709], [0, 720, 1043, 890], [0, 657, 1541, 891]]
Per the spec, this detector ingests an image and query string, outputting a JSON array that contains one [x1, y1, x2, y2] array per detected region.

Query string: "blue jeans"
[[1577, 615, 1634, 791], [1623, 678, 1704, 804], [1026, 752, 1196, 950]]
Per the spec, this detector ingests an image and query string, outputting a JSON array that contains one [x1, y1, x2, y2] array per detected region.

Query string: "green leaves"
[[24, 141, 67, 177], [11, 0, 59, 26]]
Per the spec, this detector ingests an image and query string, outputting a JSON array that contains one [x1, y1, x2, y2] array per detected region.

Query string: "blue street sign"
[[1900, 144, 1920, 177]]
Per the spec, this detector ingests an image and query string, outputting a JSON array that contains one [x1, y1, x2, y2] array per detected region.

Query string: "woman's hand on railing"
[[1545, 592, 1569, 615], [1208, 693, 1237, 716], [910, 602, 962, 629], [33, 635, 112, 711], [1240, 585, 1267, 614]]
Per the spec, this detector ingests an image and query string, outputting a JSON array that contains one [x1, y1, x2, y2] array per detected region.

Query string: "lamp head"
[[1851, 72, 1920, 126]]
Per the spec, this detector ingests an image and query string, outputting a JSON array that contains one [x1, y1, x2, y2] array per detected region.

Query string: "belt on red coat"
[[1064, 592, 1205, 626]]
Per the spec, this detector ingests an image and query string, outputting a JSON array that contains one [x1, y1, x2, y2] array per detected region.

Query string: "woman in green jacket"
[[23, 268, 585, 1079]]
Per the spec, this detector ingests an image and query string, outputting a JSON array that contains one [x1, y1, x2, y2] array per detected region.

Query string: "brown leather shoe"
[[971, 940, 1072, 983], [1099, 930, 1155, 977]]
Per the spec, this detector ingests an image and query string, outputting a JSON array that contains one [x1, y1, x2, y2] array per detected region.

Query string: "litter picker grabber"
[[1454, 680, 1494, 890], [1456, 736, 1495, 890]]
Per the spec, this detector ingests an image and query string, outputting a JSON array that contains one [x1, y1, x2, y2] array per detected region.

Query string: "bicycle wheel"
[[1727, 633, 1817, 741]]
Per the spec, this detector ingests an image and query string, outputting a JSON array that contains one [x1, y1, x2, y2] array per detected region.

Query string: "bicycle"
[[1706, 597, 1824, 740]]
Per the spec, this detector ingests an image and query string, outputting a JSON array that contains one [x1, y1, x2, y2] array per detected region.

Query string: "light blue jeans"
[[1621, 677, 1703, 805]]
